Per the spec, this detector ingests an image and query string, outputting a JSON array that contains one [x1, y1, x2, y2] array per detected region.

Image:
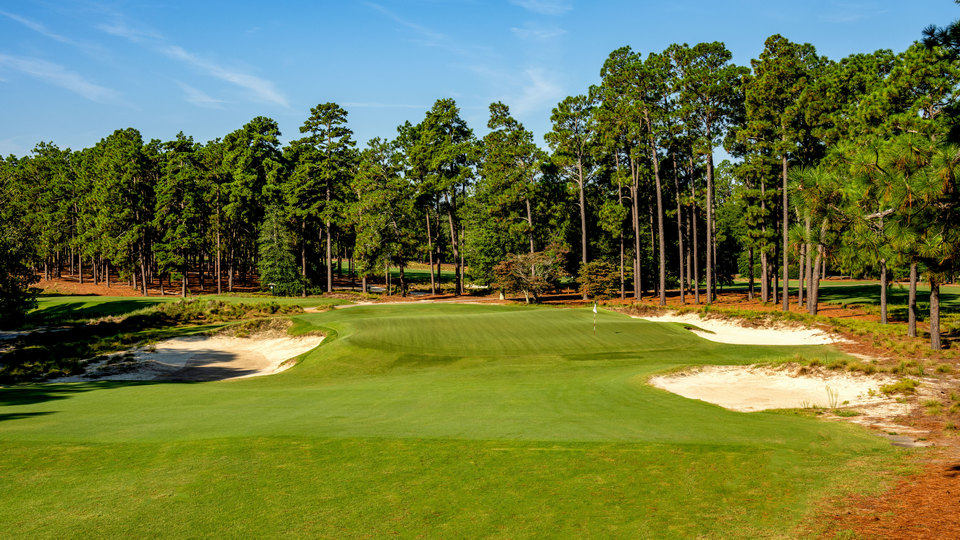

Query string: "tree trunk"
[[362, 275, 367, 294], [908, 262, 918, 338], [809, 243, 823, 316], [759, 178, 768, 303], [216, 230, 222, 295], [426, 209, 436, 295], [79, 255, 84, 285], [631, 182, 642, 301], [930, 277, 941, 350], [673, 159, 685, 304], [705, 136, 715, 304], [804, 215, 812, 308], [229, 244, 236, 292], [399, 265, 406, 298], [577, 156, 588, 300], [691, 168, 700, 305], [525, 197, 535, 255], [748, 245, 754, 301], [199, 252, 205, 292], [798, 243, 805, 307], [301, 219, 307, 298], [649, 204, 656, 297], [446, 197, 462, 296], [105, 261, 110, 288], [879, 259, 887, 325], [140, 256, 148, 297], [326, 219, 333, 293], [182, 260, 188, 298], [781, 152, 789, 311], [652, 152, 667, 307]]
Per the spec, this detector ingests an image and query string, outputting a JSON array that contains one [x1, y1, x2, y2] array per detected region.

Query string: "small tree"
[[257, 205, 303, 296], [493, 245, 568, 303], [577, 261, 620, 300]]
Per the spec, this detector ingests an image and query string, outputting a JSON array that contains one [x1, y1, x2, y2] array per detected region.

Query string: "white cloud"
[[1, 10, 108, 57], [96, 19, 163, 43], [365, 2, 448, 46], [1, 10, 73, 45], [508, 67, 564, 115], [509, 0, 573, 16], [820, 2, 889, 23], [175, 80, 226, 108], [511, 22, 566, 41], [0, 53, 120, 103], [160, 45, 288, 108]]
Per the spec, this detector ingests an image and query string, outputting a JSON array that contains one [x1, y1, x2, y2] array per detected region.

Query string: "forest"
[[2, 26, 960, 349]]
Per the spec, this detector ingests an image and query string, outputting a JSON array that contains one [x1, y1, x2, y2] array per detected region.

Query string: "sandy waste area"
[[649, 364, 899, 412], [636, 312, 842, 346], [640, 311, 945, 446], [51, 334, 324, 383]]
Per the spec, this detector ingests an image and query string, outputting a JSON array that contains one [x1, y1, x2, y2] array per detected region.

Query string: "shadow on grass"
[[28, 299, 168, 325], [0, 380, 165, 408], [0, 411, 55, 422]]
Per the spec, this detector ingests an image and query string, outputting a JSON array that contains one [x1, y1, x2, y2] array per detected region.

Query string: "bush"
[[577, 261, 619, 300], [493, 244, 569, 303]]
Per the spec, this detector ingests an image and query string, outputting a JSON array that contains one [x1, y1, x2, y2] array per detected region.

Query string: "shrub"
[[577, 261, 620, 300]]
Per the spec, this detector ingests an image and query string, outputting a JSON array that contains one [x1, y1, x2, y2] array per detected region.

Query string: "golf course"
[[0, 300, 901, 537]]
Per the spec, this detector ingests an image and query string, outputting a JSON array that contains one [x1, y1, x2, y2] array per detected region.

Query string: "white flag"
[[593, 303, 597, 314]]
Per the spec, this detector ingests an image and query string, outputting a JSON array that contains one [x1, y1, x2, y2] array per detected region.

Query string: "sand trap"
[[650, 365, 898, 412], [51, 334, 324, 383], [637, 312, 842, 346]]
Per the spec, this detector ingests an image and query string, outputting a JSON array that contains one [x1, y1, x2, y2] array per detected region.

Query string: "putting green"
[[0, 303, 898, 537]]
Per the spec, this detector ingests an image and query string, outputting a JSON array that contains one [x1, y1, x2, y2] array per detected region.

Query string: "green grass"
[[0, 303, 901, 537]]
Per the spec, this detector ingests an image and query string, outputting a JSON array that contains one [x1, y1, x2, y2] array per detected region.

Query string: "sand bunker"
[[637, 312, 842, 346], [53, 334, 324, 383], [650, 365, 898, 412]]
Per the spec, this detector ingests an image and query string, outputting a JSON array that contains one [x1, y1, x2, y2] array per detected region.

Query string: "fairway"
[[0, 303, 897, 537]]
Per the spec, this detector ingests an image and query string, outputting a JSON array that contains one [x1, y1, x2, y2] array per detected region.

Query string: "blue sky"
[[1, 1, 956, 157]]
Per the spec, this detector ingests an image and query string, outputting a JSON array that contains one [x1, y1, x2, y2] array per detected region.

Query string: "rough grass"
[[0, 302, 901, 537], [2, 297, 336, 382], [27, 294, 346, 326]]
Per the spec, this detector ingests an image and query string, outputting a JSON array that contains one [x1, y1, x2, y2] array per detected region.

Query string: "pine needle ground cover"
[[0, 303, 898, 537]]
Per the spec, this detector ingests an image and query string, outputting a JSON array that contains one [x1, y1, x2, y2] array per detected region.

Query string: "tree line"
[[3, 26, 960, 348]]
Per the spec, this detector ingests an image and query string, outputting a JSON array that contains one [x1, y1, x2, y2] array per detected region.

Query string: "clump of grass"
[[847, 361, 877, 374], [923, 399, 943, 415], [936, 364, 953, 374], [834, 409, 861, 417], [879, 378, 920, 395]]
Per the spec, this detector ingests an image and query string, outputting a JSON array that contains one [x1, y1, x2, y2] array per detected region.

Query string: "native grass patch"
[[0, 301, 906, 537], [0, 297, 337, 382]]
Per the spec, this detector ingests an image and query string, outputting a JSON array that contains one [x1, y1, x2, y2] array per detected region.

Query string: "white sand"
[[650, 365, 898, 412], [636, 312, 842, 346], [51, 334, 324, 382]]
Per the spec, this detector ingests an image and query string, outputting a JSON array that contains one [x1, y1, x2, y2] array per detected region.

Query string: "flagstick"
[[593, 302, 597, 336]]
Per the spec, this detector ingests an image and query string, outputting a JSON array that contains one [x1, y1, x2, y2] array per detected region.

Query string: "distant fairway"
[[0, 302, 898, 537]]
